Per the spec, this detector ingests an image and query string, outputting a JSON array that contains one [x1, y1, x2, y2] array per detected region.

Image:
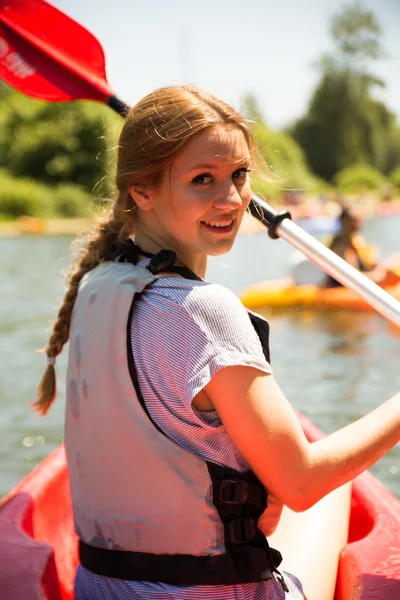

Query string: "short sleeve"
[[182, 283, 271, 404], [131, 277, 271, 467], [131, 278, 271, 434]]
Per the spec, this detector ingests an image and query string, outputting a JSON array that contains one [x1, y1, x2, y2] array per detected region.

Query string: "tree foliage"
[[0, 168, 52, 217], [390, 166, 400, 192], [0, 88, 121, 197], [334, 164, 387, 193], [0, 168, 94, 218], [242, 95, 321, 199], [329, 2, 384, 65], [291, 3, 400, 181]]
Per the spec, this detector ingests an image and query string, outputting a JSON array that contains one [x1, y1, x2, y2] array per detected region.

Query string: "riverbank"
[[1, 197, 399, 238], [0, 216, 94, 237], [0, 213, 265, 237]]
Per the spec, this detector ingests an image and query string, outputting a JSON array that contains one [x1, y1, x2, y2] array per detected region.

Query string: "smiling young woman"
[[34, 85, 400, 600], [131, 124, 252, 278]]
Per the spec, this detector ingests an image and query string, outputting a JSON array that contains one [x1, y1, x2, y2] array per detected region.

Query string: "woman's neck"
[[133, 229, 207, 280]]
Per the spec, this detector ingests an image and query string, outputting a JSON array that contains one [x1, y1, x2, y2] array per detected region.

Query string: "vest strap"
[[225, 518, 256, 544], [146, 250, 177, 275], [79, 539, 282, 585], [213, 479, 266, 509]]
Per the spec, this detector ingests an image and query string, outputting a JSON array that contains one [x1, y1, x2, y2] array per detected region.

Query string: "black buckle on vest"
[[226, 518, 256, 544], [146, 250, 177, 275], [218, 479, 248, 504]]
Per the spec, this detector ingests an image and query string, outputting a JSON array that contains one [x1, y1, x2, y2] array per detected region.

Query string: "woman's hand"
[[258, 492, 284, 537]]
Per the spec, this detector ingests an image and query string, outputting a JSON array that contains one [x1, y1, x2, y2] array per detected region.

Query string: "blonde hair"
[[35, 85, 258, 414]]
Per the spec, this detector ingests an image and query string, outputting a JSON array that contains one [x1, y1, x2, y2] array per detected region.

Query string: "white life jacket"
[[65, 242, 287, 590]]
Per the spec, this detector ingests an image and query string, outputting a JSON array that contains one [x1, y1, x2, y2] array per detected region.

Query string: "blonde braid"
[[34, 195, 134, 415]]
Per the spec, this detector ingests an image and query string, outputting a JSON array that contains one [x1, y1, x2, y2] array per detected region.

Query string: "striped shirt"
[[74, 271, 304, 599]]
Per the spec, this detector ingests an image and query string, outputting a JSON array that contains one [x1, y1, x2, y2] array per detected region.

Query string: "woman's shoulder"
[[141, 276, 267, 364], [150, 276, 249, 331], [159, 276, 244, 311]]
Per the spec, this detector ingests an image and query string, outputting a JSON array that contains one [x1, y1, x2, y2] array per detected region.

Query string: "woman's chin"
[[206, 239, 236, 257]]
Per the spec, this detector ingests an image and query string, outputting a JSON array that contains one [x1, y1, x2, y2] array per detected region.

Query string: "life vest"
[[324, 232, 378, 288], [323, 232, 378, 271], [65, 241, 287, 591]]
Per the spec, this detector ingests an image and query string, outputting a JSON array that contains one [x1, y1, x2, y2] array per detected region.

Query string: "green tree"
[[291, 3, 399, 181], [329, 2, 384, 66], [334, 164, 387, 193], [241, 97, 321, 199], [0, 82, 11, 100], [0, 89, 121, 197], [252, 123, 320, 198], [387, 126, 400, 173]]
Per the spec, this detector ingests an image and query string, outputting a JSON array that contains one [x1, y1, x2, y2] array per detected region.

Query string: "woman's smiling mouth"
[[201, 218, 235, 233]]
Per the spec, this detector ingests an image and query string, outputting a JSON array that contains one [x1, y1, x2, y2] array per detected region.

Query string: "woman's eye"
[[192, 173, 213, 185], [232, 168, 251, 180]]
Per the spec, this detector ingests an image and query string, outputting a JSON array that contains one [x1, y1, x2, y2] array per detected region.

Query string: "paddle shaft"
[[1, 1, 400, 327], [250, 195, 400, 328]]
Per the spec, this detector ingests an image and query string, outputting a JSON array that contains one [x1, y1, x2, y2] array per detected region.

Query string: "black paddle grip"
[[249, 198, 292, 240], [107, 95, 130, 117]]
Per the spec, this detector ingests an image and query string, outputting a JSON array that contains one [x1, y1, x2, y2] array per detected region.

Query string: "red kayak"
[[0, 412, 400, 600]]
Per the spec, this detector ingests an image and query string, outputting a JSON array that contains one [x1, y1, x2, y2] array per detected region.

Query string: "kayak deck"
[[0, 414, 400, 599]]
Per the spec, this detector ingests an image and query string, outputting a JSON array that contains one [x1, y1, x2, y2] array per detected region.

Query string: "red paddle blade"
[[0, 0, 113, 103]]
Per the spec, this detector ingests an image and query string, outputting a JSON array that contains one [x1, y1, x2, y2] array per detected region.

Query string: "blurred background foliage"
[[0, 2, 400, 219], [289, 4, 400, 182], [0, 85, 120, 219]]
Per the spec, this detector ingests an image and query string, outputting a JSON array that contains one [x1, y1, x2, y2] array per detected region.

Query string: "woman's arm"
[[201, 367, 400, 512]]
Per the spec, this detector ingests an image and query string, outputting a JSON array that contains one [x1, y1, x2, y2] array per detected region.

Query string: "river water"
[[1, 215, 399, 499]]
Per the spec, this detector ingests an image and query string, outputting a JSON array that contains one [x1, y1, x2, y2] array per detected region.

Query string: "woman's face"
[[133, 125, 252, 274]]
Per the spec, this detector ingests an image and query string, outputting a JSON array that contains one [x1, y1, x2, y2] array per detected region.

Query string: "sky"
[[51, 0, 400, 129]]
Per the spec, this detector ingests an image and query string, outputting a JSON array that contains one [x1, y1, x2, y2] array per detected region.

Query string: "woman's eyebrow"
[[187, 163, 219, 171], [186, 158, 250, 172]]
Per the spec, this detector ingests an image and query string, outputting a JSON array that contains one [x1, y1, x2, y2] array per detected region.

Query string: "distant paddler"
[[290, 206, 400, 289], [323, 207, 400, 289]]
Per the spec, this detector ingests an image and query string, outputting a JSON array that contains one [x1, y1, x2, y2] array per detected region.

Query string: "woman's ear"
[[129, 186, 153, 210]]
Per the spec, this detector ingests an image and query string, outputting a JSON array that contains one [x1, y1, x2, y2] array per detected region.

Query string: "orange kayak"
[[0, 412, 399, 600], [240, 278, 400, 312]]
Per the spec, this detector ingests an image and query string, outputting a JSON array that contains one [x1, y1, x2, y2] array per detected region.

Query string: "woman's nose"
[[213, 182, 243, 210]]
